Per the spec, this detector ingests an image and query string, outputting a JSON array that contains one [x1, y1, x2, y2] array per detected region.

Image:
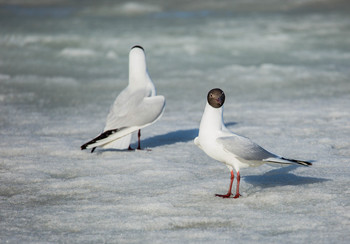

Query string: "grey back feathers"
[[217, 136, 276, 161]]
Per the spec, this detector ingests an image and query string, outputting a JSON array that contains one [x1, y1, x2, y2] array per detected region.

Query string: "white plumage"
[[194, 88, 311, 198], [81, 45, 165, 152]]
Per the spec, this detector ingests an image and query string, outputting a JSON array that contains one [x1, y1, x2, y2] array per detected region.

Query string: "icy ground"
[[0, 0, 349, 243]]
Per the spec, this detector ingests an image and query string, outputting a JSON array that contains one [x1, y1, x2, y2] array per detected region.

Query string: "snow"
[[0, 1, 350, 243]]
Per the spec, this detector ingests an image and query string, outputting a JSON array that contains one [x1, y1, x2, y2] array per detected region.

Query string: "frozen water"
[[0, 0, 350, 243]]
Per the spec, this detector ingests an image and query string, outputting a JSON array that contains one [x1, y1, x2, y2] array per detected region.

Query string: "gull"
[[81, 45, 165, 152], [194, 88, 312, 198]]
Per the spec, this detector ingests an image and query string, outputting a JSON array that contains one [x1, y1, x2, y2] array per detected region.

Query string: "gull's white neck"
[[129, 52, 146, 84], [199, 102, 224, 137], [128, 49, 155, 95]]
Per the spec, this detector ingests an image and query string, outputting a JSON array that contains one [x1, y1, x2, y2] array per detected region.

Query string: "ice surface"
[[0, 1, 350, 243]]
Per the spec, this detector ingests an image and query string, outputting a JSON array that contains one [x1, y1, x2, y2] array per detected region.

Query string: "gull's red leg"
[[215, 170, 234, 198], [233, 171, 241, 199]]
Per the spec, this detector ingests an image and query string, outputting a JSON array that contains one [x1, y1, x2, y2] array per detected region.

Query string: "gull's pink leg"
[[215, 170, 234, 198], [233, 171, 241, 199]]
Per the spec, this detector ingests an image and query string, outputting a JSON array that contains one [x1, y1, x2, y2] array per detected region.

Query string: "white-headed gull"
[[194, 88, 312, 198], [81, 45, 165, 152]]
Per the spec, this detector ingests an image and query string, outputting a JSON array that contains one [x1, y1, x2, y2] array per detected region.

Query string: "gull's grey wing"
[[135, 95, 165, 126], [81, 126, 139, 150], [217, 134, 276, 161], [82, 87, 165, 150], [104, 89, 164, 131]]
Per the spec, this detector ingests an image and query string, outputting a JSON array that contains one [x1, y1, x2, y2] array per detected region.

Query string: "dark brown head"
[[207, 88, 225, 108]]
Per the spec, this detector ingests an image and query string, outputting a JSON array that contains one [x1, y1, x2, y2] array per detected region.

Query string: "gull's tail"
[[281, 157, 312, 166], [81, 128, 123, 150], [263, 157, 313, 166]]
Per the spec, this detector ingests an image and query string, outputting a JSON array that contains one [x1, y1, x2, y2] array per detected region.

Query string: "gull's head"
[[207, 88, 225, 108], [130, 45, 145, 59], [131, 45, 144, 52], [129, 45, 146, 67]]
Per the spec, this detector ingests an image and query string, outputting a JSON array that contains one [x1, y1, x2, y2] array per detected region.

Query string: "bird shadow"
[[224, 121, 237, 128], [137, 121, 237, 149], [136, 128, 199, 148], [92, 128, 199, 153], [244, 165, 329, 188]]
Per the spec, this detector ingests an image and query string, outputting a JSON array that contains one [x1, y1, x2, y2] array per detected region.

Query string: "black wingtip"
[[80, 128, 124, 152], [131, 45, 144, 51], [81, 143, 95, 153], [281, 157, 313, 166]]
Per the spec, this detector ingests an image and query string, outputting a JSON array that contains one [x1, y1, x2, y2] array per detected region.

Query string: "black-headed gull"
[[194, 88, 312, 198], [81, 45, 165, 152]]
